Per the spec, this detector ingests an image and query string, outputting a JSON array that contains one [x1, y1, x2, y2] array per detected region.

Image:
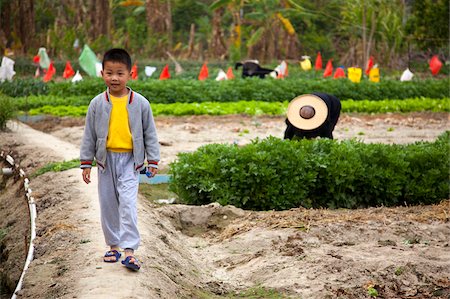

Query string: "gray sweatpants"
[[98, 151, 140, 250]]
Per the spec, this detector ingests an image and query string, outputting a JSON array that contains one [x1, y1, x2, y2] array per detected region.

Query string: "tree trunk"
[[89, 0, 110, 41], [209, 9, 227, 59], [0, 0, 12, 52], [13, 0, 35, 53], [146, 0, 173, 53], [187, 23, 195, 59]]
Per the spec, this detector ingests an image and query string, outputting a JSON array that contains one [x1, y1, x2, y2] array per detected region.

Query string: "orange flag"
[[315, 52, 323, 70], [226, 67, 235, 79], [198, 63, 208, 80], [131, 63, 138, 80], [63, 61, 75, 79], [159, 64, 170, 80], [43, 62, 56, 82], [333, 67, 345, 79], [365, 56, 374, 75], [429, 55, 442, 76], [323, 59, 333, 77]]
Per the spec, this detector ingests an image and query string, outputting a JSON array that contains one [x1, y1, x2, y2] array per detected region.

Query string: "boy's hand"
[[82, 168, 91, 184], [146, 166, 158, 178]]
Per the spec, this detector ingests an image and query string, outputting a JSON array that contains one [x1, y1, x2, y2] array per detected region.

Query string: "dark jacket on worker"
[[284, 92, 341, 140]]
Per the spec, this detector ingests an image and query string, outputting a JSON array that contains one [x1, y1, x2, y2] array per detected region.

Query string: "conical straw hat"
[[287, 94, 328, 130]]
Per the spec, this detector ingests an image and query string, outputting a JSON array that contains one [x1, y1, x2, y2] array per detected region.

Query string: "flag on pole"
[[37, 48, 51, 69], [348, 67, 362, 83], [43, 62, 56, 82], [63, 61, 75, 79], [198, 63, 208, 80], [365, 56, 374, 75], [323, 59, 333, 77], [215, 69, 228, 81], [131, 64, 138, 80], [79, 44, 100, 77], [275, 60, 288, 78], [315, 52, 323, 70], [400, 68, 413, 81], [33, 55, 40, 64], [72, 70, 83, 83], [159, 64, 170, 80], [429, 55, 442, 76], [369, 66, 380, 82], [145, 66, 157, 77], [226, 67, 235, 79], [300, 56, 312, 71], [333, 67, 345, 79], [0, 56, 16, 82]]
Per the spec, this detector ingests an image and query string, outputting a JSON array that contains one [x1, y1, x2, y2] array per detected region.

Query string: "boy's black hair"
[[102, 48, 132, 71]]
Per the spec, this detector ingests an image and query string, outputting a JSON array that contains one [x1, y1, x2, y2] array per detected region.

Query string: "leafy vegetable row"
[[24, 98, 449, 117]]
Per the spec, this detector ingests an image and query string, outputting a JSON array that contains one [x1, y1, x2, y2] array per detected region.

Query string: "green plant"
[[0, 94, 17, 130], [31, 159, 87, 178], [169, 133, 449, 210]]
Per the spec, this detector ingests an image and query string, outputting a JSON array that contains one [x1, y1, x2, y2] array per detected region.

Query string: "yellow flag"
[[300, 59, 312, 71], [348, 67, 362, 83], [369, 67, 380, 82]]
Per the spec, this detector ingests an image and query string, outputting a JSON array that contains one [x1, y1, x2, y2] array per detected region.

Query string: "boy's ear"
[[100, 70, 104, 77]]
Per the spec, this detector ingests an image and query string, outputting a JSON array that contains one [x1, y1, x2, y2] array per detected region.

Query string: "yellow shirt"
[[106, 94, 133, 152]]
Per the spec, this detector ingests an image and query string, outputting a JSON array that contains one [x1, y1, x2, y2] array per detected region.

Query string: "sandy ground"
[[0, 112, 449, 299]]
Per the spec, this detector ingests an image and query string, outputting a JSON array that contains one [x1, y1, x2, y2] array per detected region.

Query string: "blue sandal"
[[103, 250, 121, 263], [121, 256, 141, 271]]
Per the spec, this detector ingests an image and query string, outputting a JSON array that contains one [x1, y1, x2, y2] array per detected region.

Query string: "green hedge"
[[169, 133, 449, 210], [1, 77, 448, 102]]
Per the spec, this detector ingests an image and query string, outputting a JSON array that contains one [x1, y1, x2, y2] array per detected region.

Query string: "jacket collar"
[[105, 87, 134, 104]]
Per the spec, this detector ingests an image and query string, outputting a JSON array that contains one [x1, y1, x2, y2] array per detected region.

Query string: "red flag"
[[365, 56, 374, 75], [198, 63, 209, 80], [429, 55, 442, 76], [131, 63, 138, 80], [333, 67, 345, 79], [159, 64, 170, 80], [63, 61, 75, 79], [226, 67, 235, 79], [315, 52, 323, 70], [43, 62, 56, 82], [33, 55, 40, 64], [323, 59, 333, 77]]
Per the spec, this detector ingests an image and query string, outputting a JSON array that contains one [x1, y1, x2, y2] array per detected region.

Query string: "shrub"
[[169, 133, 449, 210], [0, 94, 17, 130]]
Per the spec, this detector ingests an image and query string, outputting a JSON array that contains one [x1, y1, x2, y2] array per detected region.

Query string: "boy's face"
[[101, 61, 131, 97]]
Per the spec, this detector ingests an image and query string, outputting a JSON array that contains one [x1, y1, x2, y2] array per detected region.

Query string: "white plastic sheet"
[[0, 56, 16, 82]]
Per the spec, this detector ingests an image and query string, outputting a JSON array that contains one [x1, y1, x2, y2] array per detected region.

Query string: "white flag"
[[400, 68, 414, 81], [0, 56, 16, 82], [72, 70, 83, 83], [145, 66, 157, 77], [215, 69, 228, 81]]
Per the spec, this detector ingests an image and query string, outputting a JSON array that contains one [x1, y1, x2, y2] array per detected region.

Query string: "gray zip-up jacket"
[[80, 87, 160, 171]]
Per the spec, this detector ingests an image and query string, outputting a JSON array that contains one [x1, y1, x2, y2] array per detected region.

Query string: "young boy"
[[80, 48, 160, 271]]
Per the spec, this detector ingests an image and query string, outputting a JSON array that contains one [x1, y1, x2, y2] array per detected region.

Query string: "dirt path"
[[1, 113, 449, 299]]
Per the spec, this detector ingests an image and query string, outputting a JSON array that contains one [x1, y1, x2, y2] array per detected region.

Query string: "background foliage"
[[0, 0, 448, 70]]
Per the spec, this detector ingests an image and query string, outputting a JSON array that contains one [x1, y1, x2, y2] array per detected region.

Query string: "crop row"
[[1, 77, 448, 102], [169, 133, 449, 210], [23, 98, 449, 117]]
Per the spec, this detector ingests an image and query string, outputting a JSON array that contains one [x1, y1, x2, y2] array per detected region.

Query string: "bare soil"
[[0, 112, 449, 299]]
